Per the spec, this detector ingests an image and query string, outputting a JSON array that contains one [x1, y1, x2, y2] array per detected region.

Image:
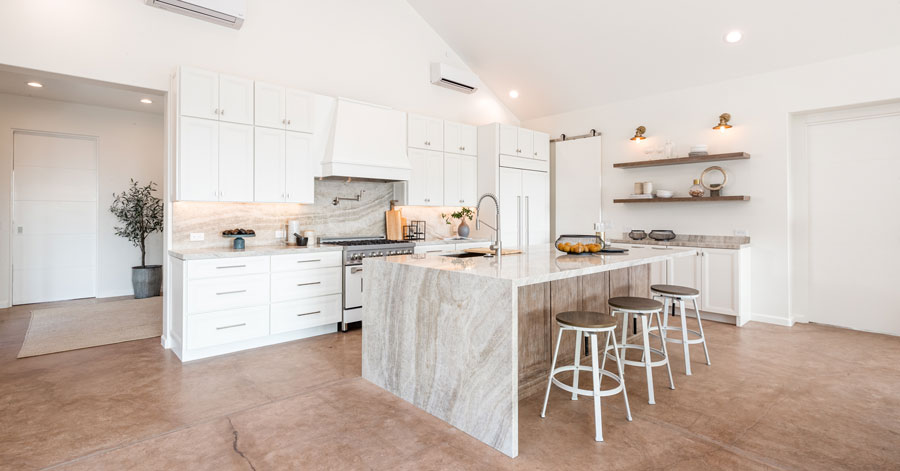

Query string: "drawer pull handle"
[[216, 289, 247, 295], [296, 259, 321, 263], [216, 265, 246, 269], [296, 282, 321, 287], [296, 310, 321, 317], [216, 323, 246, 330]]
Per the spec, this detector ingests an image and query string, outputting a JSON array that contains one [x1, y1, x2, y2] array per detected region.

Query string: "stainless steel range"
[[320, 236, 415, 331]]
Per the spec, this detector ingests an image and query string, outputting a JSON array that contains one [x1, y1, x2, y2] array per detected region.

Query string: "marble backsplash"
[[172, 179, 488, 250]]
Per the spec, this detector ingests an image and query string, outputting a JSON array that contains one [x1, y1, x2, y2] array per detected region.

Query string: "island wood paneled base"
[[517, 265, 650, 400]]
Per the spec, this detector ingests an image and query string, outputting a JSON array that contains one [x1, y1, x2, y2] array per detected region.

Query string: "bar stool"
[[541, 311, 632, 442], [650, 285, 710, 376], [608, 296, 674, 405]]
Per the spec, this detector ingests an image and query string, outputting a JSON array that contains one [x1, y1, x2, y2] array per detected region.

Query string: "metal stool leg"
[[693, 298, 711, 366], [653, 311, 675, 390], [598, 330, 610, 389], [590, 333, 603, 441], [620, 311, 629, 362], [542, 328, 564, 417], [572, 328, 582, 400], [640, 315, 655, 405], [610, 333, 632, 422], [661, 296, 670, 340], [679, 299, 692, 375]]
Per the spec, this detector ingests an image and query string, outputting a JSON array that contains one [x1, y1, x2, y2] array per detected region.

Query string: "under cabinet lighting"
[[713, 113, 733, 132], [630, 126, 646, 141], [26, 81, 43, 88]]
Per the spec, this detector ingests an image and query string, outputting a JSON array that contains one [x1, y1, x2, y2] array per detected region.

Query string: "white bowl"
[[656, 190, 674, 198]]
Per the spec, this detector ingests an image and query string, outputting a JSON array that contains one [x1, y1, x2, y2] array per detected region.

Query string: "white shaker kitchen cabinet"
[[284, 89, 314, 134], [284, 131, 314, 203], [217, 74, 254, 125], [700, 248, 740, 316], [178, 116, 219, 201], [217, 122, 254, 202], [533, 131, 550, 160], [522, 169, 550, 246], [254, 127, 286, 203], [443, 154, 478, 206], [499, 167, 523, 248], [499, 124, 519, 157], [408, 114, 443, 151], [444, 121, 477, 156], [254, 82, 286, 130], [407, 148, 444, 206], [667, 251, 703, 310], [179, 67, 219, 120], [517, 128, 534, 159]]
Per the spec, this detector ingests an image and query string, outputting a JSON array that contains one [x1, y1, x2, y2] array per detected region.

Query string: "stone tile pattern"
[[3, 297, 899, 470], [362, 260, 519, 457], [171, 180, 486, 251], [611, 233, 751, 249]]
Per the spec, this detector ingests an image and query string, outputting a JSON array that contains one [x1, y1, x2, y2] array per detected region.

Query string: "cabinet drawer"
[[271, 267, 341, 302], [188, 306, 269, 350], [270, 294, 342, 334], [414, 244, 456, 255], [188, 273, 270, 314], [271, 251, 342, 272], [188, 256, 270, 280]]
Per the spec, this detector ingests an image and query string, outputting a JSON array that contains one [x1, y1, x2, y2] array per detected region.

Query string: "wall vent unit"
[[145, 0, 246, 29], [430, 63, 479, 94]]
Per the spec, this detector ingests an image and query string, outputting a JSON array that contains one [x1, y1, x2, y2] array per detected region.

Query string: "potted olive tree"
[[110, 180, 164, 299]]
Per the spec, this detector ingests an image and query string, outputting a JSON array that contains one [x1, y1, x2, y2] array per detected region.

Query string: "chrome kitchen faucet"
[[475, 193, 502, 260]]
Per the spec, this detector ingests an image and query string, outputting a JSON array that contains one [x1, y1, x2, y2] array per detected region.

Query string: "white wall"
[[523, 45, 900, 325], [0, 0, 517, 126], [0, 94, 164, 303]]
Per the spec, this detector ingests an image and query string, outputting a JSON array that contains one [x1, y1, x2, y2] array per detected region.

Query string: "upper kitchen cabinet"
[[406, 147, 444, 206], [444, 121, 477, 156], [178, 117, 254, 202], [254, 127, 314, 204], [533, 131, 550, 161], [255, 82, 315, 133], [497, 124, 549, 160], [444, 153, 477, 206], [499, 124, 518, 156], [408, 114, 443, 151], [179, 67, 253, 125]]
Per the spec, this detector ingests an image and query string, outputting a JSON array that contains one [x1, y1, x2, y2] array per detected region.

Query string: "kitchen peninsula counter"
[[362, 245, 697, 458]]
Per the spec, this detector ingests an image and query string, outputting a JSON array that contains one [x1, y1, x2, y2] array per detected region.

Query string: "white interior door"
[[13, 131, 98, 304], [805, 108, 900, 335], [552, 136, 602, 238]]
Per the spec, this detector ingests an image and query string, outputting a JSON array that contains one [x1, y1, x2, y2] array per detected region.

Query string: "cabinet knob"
[[220, 109, 224, 115], [282, 119, 286, 125], [461, 146, 465, 151], [517, 149, 521, 153], [534, 152, 537, 156], [287, 119, 291, 125], [214, 108, 220, 115]]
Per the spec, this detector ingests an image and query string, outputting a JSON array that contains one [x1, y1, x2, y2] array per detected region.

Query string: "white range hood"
[[321, 97, 411, 181]]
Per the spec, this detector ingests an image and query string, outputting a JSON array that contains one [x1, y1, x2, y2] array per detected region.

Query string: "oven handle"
[[350, 267, 363, 274]]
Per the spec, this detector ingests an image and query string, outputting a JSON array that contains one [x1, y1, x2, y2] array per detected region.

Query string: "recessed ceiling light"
[[508, 90, 519, 99], [140, 98, 153, 104], [724, 30, 743, 44], [26, 81, 43, 88]]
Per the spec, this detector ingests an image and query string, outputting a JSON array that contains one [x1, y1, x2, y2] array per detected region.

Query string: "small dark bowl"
[[628, 230, 647, 241], [648, 230, 676, 241], [295, 235, 309, 246]]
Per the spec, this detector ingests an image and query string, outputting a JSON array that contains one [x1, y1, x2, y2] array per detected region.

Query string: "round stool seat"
[[557, 311, 617, 329], [651, 284, 700, 297], [608, 296, 662, 312]]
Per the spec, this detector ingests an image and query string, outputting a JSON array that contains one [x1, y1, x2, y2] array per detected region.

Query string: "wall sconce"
[[630, 126, 646, 141], [713, 113, 733, 132]]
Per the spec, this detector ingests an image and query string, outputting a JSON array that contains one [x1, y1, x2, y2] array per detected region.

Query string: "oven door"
[[344, 265, 364, 310]]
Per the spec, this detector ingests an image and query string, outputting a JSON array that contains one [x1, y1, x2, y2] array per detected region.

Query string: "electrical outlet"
[[734, 229, 749, 237], [190, 233, 204, 241]]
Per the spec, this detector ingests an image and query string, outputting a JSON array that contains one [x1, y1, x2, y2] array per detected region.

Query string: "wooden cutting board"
[[464, 247, 522, 255], [385, 209, 403, 241]]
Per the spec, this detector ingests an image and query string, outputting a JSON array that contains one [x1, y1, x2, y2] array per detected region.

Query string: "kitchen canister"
[[642, 181, 654, 195], [287, 220, 301, 245], [633, 182, 644, 194]]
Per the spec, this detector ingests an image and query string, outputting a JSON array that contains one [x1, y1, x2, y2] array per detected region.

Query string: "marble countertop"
[[610, 234, 750, 249], [369, 244, 697, 287], [413, 238, 491, 246], [169, 244, 343, 261]]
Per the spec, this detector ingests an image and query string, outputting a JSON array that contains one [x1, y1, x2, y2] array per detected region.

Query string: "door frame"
[[788, 100, 900, 325], [10, 128, 100, 306]]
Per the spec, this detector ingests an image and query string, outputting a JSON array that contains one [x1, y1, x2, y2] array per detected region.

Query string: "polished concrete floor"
[[2, 299, 899, 470]]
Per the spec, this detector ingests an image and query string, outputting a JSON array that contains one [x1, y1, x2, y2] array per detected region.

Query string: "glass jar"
[[689, 179, 705, 197]]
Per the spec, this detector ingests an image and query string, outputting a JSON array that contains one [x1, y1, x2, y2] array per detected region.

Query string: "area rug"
[[17, 296, 163, 358]]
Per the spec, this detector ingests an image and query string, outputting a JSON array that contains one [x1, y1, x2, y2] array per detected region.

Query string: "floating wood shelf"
[[614, 196, 751, 203], [613, 152, 750, 169]]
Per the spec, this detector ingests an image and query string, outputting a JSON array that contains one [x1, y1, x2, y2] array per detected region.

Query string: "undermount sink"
[[441, 252, 488, 259]]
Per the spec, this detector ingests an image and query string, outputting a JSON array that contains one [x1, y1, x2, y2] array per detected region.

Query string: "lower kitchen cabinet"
[[168, 250, 343, 362], [664, 246, 750, 326]]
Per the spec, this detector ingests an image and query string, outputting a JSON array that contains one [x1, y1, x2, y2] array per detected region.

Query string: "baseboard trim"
[[751, 313, 794, 327]]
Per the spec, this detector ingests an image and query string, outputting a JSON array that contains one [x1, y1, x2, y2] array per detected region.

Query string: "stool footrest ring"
[[650, 326, 705, 345], [549, 365, 625, 398]]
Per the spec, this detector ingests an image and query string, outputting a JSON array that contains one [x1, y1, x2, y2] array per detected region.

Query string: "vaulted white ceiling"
[[408, 0, 900, 120]]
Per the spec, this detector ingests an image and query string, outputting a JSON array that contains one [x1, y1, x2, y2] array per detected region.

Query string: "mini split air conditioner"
[[430, 63, 479, 94], [145, 0, 245, 29]]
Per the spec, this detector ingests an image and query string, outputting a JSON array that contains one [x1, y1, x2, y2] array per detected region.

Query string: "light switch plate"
[[190, 233, 204, 241], [734, 229, 749, 237]]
